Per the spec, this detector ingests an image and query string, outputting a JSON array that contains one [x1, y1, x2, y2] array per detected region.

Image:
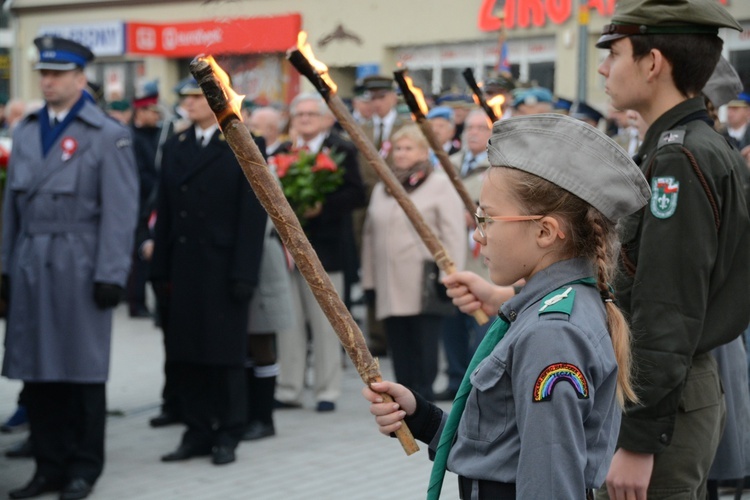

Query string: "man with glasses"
[[436, 110, 495, 401], [275, 93, 365, 413]]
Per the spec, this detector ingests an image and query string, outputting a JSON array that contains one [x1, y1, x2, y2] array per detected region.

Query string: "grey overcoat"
[[1, 101, 138, 382]]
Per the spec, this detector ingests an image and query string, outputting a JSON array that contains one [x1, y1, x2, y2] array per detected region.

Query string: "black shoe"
[[59, 478, 93, 500], [8, 476, 63, 499], [242, 421, 275, 441], [211, 446, 236, 465], [316, 401, 336, 412], [434, 389, 458, 401], [273, 399, 302, 410], [129, 305, 152, 318], [5, 438, 33, 458], [160, 443, 211, 462], [149, 412, 179, 427]]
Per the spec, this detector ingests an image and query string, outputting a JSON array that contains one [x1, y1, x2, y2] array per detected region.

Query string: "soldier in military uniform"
[[596, 0, 750, 497], [2, 36, 138, 500], [151, 78, 267, 466]]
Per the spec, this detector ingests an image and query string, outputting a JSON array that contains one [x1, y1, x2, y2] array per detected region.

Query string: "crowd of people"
[[1, 0, 750, 498]]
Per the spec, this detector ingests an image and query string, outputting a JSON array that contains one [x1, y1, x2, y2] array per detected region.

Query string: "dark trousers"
[[383, 315, 443, 401], [127, 248, 149, 313], [176, 363, 246, 450], [441, 310, 493, 392], [25, 382, 106, 484]]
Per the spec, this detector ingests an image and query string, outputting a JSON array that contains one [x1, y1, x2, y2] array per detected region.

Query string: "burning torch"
[[189, 55, 419, 455], [393, 69, 477, 218], [287, 33, 489, 327]]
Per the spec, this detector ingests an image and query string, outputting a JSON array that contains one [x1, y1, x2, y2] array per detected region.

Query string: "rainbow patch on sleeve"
[[532, 362, 589, 402]]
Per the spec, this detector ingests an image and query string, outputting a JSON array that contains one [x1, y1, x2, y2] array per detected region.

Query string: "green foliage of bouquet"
[[271, 147, 345, 224]]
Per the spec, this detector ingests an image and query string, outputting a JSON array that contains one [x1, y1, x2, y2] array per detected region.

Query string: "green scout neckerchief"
[[427, 277, 596, 499]]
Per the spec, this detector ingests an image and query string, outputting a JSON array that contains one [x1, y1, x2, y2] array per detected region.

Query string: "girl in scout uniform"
[[362, 114, 650, 499]]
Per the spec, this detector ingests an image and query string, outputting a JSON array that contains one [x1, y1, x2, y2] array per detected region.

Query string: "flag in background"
[[497, 38, 511, 74]]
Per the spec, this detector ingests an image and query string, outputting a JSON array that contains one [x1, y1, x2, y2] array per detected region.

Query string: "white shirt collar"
[[373, 108, 397, 141], [728, 123, 747, 140], [296, 131, 326, 152], [195, 123, 219, 143]]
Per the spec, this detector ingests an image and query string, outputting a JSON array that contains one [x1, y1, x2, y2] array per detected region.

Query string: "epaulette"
[[538, 286, 575, 317], [657, 129, 685, 149]]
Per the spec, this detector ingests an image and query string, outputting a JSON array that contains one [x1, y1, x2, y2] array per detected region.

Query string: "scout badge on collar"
[[61, 137, 77, 161], [651, 176, 680, 219]]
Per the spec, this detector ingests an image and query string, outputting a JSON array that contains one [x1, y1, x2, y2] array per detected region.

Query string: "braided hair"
[[500, 167, 638, 406]]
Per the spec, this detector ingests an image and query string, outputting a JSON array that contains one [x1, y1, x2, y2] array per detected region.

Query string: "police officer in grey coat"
[[1, 36, 138, 500]]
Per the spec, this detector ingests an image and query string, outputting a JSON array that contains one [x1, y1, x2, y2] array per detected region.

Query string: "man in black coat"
[[275, 93, 365, 413], [150, 78, 267, 466]]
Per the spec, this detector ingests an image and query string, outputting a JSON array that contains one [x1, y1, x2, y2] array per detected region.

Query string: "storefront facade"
[[8, 0, 750, 113]]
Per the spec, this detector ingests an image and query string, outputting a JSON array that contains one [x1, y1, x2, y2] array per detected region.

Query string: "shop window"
[[529, 62, 555, 92]]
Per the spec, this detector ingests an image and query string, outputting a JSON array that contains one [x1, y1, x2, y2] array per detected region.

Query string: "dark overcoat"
[[150, 126, 267, 365]]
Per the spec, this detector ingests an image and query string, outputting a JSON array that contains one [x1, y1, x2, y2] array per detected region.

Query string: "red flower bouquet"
[[270, 147, 345, 223]]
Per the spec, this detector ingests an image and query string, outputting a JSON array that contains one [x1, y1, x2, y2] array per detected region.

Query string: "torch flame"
[[487, 94, 505, 120], [203, 55, 245, 120], [296, 31, 338, 93], [403, 74, 428, 117]]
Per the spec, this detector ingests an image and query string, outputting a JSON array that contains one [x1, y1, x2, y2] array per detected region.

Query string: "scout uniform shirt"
[[615, 96, 750, 454], [436, 258, 621, 499]]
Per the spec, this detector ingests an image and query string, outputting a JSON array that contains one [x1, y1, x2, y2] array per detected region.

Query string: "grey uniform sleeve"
[[512, 320, 599, 499]]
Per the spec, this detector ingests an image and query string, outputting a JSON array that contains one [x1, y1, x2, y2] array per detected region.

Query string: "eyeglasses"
[[473, 208, 543, 239], [293, 111, 321, 118]]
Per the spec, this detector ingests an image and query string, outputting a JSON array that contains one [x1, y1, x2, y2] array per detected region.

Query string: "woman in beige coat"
[[361, 125, 466, 401]]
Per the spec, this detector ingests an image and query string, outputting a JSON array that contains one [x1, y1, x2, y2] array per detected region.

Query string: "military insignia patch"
[[115, 137, 131, 149], [650, 176, 679, 219], [533, 363, 589, 402]]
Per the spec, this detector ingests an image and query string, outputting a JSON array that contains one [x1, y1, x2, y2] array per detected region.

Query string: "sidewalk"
[[0, 307, 747, 499], [0, 306, 458, 499]]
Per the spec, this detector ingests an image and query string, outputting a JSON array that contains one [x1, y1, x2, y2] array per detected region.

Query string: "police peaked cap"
[[34, 36, 94, 71]]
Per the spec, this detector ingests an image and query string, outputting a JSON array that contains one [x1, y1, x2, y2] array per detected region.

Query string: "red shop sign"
[[127, 14, 301, 56]]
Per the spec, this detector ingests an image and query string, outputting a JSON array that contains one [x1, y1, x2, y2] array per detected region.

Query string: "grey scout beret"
[[487, 114, 650, 221], [596, 0, 742, 48]]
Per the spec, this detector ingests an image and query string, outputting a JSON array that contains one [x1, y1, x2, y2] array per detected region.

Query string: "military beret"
[[362, 75, 395, 92], [487, 114, 650, 221], [427, 106, 455, 122], [484, 75, 516, 94], [107, 100, 131, 112], [596, 0, 742, 48], [174, 77, 203, 97], [570, 101, 604, 124], [703, 58, 743, 108], [554, 97, 573, 112], [34, 35, 94, 71], [512, 87, 554, 108], [133, 80, 160, 109], [727, 92, 750, 108], [436, 92, 474, 109]]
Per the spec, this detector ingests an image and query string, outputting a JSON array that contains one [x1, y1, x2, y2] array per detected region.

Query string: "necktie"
[[376, 121, 384, 150], [427, 316, 510, 499], [462, 155, 476, 177], [51, 116, 60, 128]]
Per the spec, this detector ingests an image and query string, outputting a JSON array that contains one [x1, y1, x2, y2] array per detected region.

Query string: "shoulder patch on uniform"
[[538, 286, 575, 316], [533, 363, 589, 402], [657, 129, 685, 149], [650, 176, 680, 219], [116, 137, 131, 149]]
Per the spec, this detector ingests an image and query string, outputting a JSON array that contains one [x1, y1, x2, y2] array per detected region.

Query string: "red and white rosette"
[[61, 137, 77, 161]]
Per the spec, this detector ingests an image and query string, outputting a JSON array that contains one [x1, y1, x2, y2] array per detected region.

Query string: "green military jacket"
[[615, 97, 750, 454]]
